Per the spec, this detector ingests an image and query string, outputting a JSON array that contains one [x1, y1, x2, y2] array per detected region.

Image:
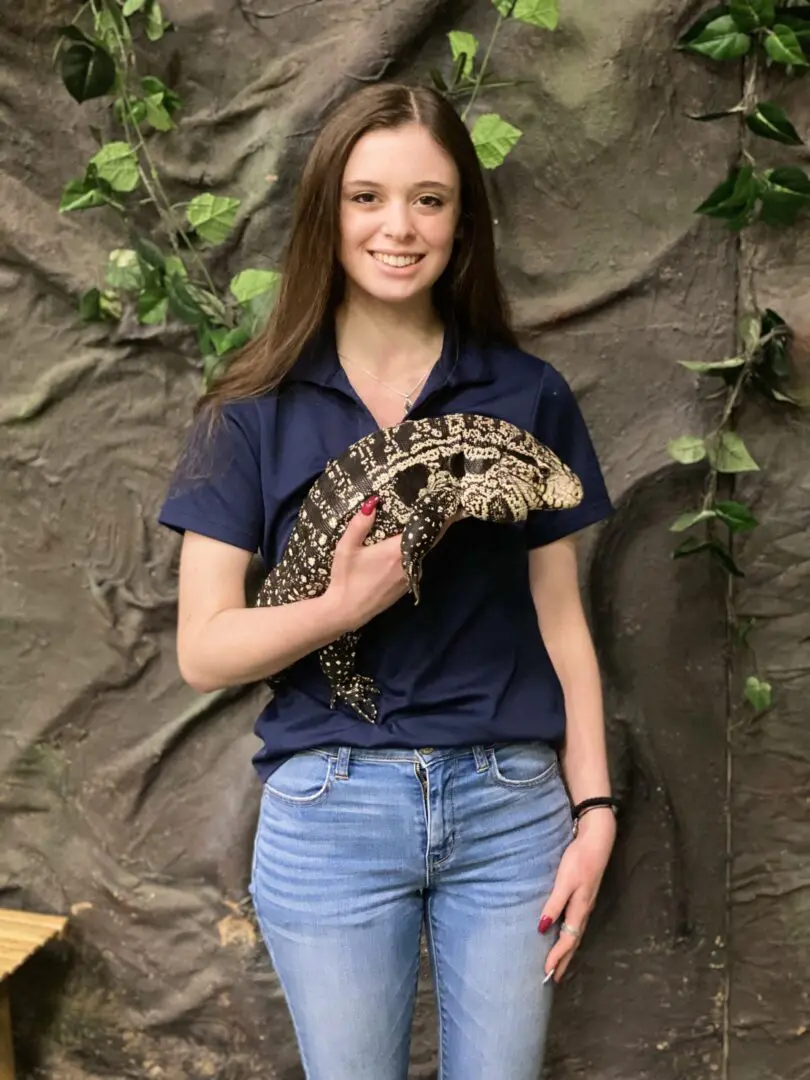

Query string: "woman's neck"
[[334, 290, 445, 381]]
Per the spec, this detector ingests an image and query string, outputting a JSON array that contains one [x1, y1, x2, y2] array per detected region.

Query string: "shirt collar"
[[283, 318, 495, 397]]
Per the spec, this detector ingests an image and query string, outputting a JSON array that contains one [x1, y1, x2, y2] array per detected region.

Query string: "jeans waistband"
[[311, 744, 493, 779]]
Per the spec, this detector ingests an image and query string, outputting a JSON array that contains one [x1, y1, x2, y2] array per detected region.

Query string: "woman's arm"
[[528, 535, 616, 982], [529, 536, 611, 806], [176, 500, 410, 693]]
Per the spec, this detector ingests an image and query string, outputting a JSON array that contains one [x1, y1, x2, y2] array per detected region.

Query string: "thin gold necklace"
[[338, 351, 435, 413]]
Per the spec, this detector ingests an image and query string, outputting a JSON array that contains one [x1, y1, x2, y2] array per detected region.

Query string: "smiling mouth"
[[370, 252, 425, 268]]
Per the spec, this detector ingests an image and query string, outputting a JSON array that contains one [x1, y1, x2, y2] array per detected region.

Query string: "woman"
[[158, 83, 617, 1080]]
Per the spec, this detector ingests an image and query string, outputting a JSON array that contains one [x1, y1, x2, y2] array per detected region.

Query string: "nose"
[[382, 200, 415, 241]]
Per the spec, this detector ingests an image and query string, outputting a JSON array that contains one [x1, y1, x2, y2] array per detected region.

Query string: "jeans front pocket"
[[487, 742, 560, 789], [263, 751, 334, 805]]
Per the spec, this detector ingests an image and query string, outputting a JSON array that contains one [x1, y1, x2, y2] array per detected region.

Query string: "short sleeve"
[[524, 364, 614, 548], [157, 401, 264, 554]]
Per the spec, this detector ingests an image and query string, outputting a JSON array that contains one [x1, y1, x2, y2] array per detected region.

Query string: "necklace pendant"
[[404, 397, 413, 413]]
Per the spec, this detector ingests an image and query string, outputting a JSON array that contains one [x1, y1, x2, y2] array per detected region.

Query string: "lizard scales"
[[256, 412, 583, 722]]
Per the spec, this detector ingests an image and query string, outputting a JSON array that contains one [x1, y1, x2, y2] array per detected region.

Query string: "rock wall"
[[1, 1, 808, 1077]]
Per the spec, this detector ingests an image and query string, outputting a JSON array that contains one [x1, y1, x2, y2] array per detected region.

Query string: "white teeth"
[[372, 252, 422, 267]]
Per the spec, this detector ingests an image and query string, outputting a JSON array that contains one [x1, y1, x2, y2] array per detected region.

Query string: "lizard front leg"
[[400, 482, 461, 604]]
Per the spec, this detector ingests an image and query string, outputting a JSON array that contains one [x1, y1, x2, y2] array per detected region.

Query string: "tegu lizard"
[[255, 412, 583, 723]]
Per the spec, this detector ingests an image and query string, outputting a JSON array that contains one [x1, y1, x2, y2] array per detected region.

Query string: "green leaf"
[[166, 275, 207, 326], [714, 499, 759, 531], [132, 235, 166, 271], [708, 540, 745, 576], [730, 0, 775, 31], [746, 101, 804, 144], [678, 356, 745, 373], [708, 430, 760, 472], [760, 307, 791, 376], [672, 536, 712, 559], [685, 16, 751, 59], [448, 31, 479, 79], [491, 0, 517, 15], [186, 194, 240, 243], [123, 0, 146, 14], [144, 93, 174, 131], [59, 176, 107, 213], [60, 41, 116, 103], [470, 113, 522, 169], [695, 165, 758, 228], [202, 351, 225, 388], [758, 165, 810, 225], [777, 13, 810, 42], [765, 23, 808, 63], [106, 248, 144, 291], [676, 6, 731, 48], [145, 0, 169, 41], [209, 325, 252, 356], [670, 509, 717, 532], [511, 0, 559, 30], [667, 435, 707, 464], [673, 536, 745, 577], [745, 674, 772, 710], [164, 254, 188, 279], [79, 288, 104, 322], [141, 75, 182, 114], [138, 289, 168, 325], [229, 268, 281, 305], [429, 68, 448, 92], [90, 141, 140, 192], [98, 289, 123, 321]]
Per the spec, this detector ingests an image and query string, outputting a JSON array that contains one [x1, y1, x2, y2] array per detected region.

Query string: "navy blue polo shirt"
[[158, 324, 613, 780]]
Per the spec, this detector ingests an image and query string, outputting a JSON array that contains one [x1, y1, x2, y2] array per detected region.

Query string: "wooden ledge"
[[0, 909, 68, 982]]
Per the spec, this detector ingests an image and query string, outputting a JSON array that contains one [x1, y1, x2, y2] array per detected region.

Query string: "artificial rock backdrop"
[[1, 0, 809, 1077]]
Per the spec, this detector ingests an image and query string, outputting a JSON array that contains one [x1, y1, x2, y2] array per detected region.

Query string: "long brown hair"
[[196, 83, 517, 415]]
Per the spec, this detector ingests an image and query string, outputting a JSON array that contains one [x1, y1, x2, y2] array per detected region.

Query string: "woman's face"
[[338, 123, 461, 307]]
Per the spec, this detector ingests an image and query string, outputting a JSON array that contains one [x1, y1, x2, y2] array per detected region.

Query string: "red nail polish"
[[361, 495, 380, 516], [538, 915, 553, 934]]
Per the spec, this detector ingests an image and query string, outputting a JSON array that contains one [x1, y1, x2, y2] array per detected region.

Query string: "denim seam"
[[425, 901, 449, 1080], [263, 757, 334, 805], [487, 756, 559, 791], [431, 759, 457, 870]]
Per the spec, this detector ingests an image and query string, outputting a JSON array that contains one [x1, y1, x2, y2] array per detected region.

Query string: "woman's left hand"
[[539, 809, 617, 983]]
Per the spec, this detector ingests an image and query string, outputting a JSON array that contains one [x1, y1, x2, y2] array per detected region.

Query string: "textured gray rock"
[[1, 1, 808, 1077]]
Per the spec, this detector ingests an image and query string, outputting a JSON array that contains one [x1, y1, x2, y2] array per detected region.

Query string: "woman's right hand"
[[324, 496, 410, 632]]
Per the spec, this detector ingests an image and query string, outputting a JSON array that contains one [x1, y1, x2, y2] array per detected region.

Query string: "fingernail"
[[361, 495, 380, 516], [538, 915, 553, 934], [543, 967, 556, 985]]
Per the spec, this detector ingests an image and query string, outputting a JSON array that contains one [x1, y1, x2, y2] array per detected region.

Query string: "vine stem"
[[92, 0, 221, 304], [719, 38, 760, 1080], [461, 3, 514, 122]]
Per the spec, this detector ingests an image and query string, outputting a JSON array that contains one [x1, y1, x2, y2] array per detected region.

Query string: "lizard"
[[255, 412, 584, 723]]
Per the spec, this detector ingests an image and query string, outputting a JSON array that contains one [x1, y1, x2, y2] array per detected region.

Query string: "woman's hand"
[[324, 496, 411, 631], [538, 809, 617, 983]]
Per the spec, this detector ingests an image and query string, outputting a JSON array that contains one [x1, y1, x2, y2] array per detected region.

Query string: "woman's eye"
[[350, 192, 377, 204], [417, 195, 443, 208]]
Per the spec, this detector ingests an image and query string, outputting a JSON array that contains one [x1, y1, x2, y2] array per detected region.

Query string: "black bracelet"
[[571, 796, 619, 821]]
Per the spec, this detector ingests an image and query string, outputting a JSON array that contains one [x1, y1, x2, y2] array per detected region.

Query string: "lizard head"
[[498, 436, 585, 517]]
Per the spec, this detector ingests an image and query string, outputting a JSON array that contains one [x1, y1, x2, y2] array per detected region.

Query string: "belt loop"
[[472, 745, 489, 773], [335, 746, 351, 780]]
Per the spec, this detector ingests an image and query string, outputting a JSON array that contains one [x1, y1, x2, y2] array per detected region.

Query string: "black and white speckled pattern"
[[255, 412, 583, 721]]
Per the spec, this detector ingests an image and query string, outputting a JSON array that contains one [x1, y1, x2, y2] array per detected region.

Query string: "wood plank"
[[0, 981, 14, 1080], [0, 909, 67, 981]]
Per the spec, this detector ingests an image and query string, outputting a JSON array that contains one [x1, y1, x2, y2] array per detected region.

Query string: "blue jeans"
[[249, 742, 572, 1080]]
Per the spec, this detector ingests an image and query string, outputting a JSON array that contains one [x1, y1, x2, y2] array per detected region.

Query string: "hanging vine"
[[670, 0, 809, 712]]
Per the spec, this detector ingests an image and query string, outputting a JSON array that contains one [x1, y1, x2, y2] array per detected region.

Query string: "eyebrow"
[[343, 180, 456, 193]]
